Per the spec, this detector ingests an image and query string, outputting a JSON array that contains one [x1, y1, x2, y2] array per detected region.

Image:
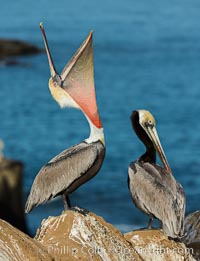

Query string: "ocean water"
[[1, 0, 200, 235]]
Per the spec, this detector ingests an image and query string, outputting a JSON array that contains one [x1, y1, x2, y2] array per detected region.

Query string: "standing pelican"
[[128, 110, 185, 239], [25, 24, 105, 213]]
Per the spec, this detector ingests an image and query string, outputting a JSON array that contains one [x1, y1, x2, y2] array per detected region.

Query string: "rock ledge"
[[0, 210, 197, 260]]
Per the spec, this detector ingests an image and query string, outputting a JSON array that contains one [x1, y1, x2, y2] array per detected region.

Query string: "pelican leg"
[[62, 194, 71, 210], [148, 215, 154, 229]]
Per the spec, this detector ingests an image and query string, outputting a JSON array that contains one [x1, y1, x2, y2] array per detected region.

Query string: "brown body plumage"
[[26, 141, 105, 213], [183, 210, 200, 244]]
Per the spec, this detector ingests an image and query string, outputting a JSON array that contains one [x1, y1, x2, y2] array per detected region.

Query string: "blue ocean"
[[1, 0, 200, 235]]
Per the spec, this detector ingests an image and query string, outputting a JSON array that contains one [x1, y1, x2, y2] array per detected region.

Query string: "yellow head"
[[48, 78, 79, 109]]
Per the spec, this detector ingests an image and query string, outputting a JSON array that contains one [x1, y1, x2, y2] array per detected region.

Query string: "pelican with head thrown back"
[[25, 24, 105, 213], [128, 110, 185, 239]]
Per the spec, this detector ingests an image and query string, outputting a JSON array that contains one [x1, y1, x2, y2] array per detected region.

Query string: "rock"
[[35, 209, 142, 261], [0, 39, 42, 58], [0, 218, 53, 261], [0, 38, 42, 66], [124, 229, 195, 261], [186, 243, 200, 261], [0, 208, 197, 260], [0, 152, 27, 233]]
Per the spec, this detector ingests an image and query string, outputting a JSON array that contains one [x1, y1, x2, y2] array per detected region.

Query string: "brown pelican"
[[128, 110, 185, 239], [25, 24, 105, 213]]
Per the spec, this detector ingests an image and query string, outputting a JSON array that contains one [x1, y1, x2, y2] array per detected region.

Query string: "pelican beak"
[[40, 24, 102, 130], [59, 31, 102, 129], [40, 22, 57, 78], [146, 126, 172, 174]]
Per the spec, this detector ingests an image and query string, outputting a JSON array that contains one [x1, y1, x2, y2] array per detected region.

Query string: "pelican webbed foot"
[[70, 206, 89, 216]]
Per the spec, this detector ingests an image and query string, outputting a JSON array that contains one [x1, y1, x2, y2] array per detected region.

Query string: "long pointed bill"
[[147, 126, 172, 174], [60, 31, 102, 129], [40, 22, 57, 78]]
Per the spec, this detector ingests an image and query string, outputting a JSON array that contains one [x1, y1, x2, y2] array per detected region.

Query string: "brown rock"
[[35, 209, 142, 261], [125, 229, 195, 261], [1, 208, 198, 260], [0, 219, 53, 261], [0, 39, 42, 58], [187, 243, 200, 260]]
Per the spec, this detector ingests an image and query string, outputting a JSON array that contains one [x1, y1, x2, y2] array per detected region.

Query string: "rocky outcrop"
[[0, 39, 42, 66], [35, 209, 141, 261], [125, 229, 195, 261], [0, 209, 197, 260], [0, 152, 27, 233], [0, 219, 53, 261], [0, 39, 42, 58]]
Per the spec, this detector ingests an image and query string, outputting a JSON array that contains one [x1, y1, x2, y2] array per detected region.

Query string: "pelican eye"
[[53, 81, 58, 87], [52, 75, 63, 88], [145, 119, 154, 128]]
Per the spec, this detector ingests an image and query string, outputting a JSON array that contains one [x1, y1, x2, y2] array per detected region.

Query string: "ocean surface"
[[1, 0, 200, 236]]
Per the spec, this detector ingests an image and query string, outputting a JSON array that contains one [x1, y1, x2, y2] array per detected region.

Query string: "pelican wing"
[[25, 141, 104, 213], [128, 162, 185, 238]]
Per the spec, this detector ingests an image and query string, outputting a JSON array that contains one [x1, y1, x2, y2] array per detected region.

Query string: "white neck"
[[55, 90, 105, 145], [84, 115, 105, 145]]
